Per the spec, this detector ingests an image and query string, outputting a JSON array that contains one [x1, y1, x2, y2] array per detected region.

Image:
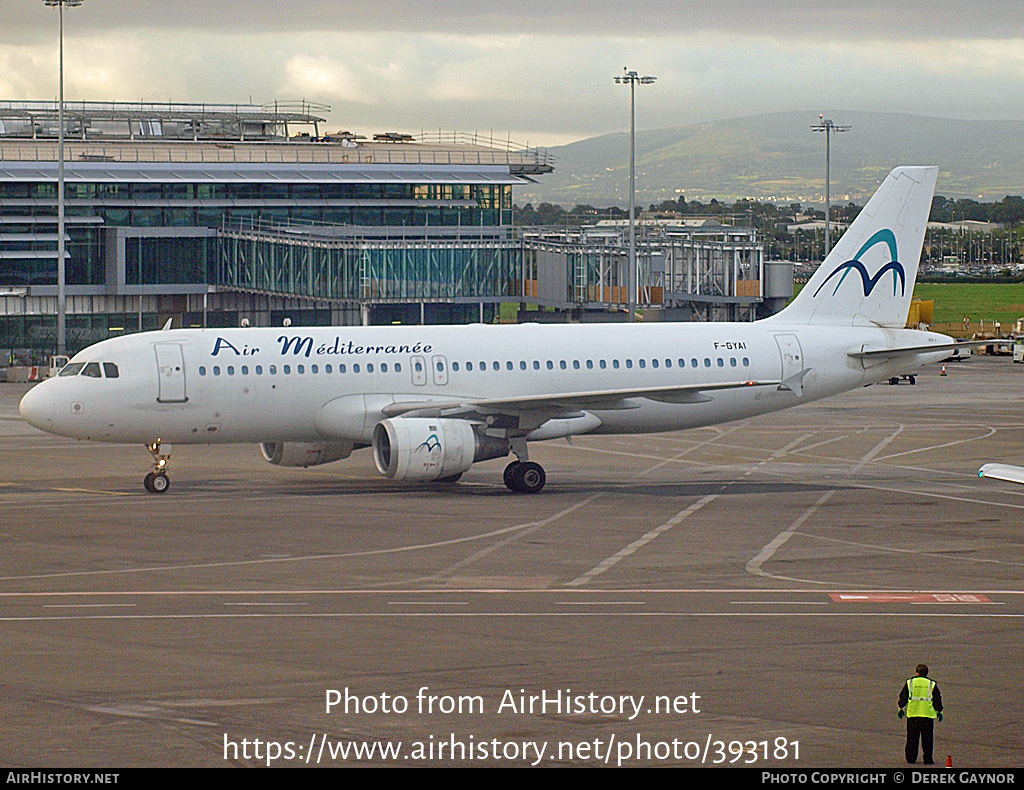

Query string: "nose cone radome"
[[19, 383, 54, 432]]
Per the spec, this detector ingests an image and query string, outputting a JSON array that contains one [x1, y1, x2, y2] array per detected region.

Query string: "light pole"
[[614, 68, 656, 321], [43, 0, 84, 357], [811, 115, 850, 257]]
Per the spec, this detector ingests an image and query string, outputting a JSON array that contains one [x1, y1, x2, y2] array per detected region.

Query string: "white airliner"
[[20, 166, 964, 494]]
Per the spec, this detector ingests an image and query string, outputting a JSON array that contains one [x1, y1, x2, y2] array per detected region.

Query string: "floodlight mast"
[[614, 68, 656, 322], [811, 115, 850, 256], [42, 0, 85, 357]]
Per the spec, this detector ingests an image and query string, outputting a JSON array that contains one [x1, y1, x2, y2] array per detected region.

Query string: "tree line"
[[514, 195, 1024, 228]]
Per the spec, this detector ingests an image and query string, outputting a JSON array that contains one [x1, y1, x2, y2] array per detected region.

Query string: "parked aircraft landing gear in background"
[[144, 441, 171, 493]]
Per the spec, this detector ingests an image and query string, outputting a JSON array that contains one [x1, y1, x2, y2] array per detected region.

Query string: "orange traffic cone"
[[946, 755, 953, 768], [940, 365, 947, 376]]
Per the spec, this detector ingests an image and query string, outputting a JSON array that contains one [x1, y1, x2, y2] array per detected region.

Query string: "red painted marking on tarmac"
[[829, 593, 993, 604]]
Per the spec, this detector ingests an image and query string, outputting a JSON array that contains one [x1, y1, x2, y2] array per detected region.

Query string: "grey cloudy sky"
[[3, 1, 1024, 146]]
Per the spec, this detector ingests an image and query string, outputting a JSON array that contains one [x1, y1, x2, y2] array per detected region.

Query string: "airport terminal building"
[[0, 100, 779, 357]]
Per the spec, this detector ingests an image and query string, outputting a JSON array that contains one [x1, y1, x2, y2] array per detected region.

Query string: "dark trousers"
[[905, 716, 935, 764]]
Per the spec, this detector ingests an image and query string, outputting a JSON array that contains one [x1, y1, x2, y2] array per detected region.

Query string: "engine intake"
[[372, 418, 507, 481], [260, 441, 354, 468]]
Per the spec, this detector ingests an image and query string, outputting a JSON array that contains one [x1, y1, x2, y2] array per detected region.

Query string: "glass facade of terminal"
[[0, 180, 513, 287]]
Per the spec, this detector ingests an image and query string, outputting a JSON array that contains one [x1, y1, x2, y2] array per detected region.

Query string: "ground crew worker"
[[898, 663, 943, 764]]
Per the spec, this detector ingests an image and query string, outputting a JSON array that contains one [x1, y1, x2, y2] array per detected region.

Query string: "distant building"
[[0, 100, 551, 353], [927, 220, 1004, 233]]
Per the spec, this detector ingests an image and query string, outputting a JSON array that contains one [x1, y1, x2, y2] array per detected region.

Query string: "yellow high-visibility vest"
[[906, 677, 937, 718]]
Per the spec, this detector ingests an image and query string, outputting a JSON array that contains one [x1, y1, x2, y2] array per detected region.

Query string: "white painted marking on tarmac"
[[2, 587, 1021, 597], [421, 430, 745, 585], [746, 426, 905, 583], [426, 493, 605, 581], [222, 602, 309, 607], [556, 601, 645, 606], [388, 601, 470, 606], [803, 532, 1024, 569], [566, 494, 718, 587], [873, 426, 996, 461], [0, 512, 594, 582], [3, 612, 1024, 623], [42, 603, 137, 609], [729, 601, 829, 605], [568, 433, 816, 587]]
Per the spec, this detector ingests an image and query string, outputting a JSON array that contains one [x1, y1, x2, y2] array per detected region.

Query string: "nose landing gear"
[[144, 441, 172, 493]]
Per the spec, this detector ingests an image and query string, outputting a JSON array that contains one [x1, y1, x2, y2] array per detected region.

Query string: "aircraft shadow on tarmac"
[[163, 476, 843, 500]]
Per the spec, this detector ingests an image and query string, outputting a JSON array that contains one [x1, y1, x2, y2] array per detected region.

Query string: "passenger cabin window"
[[81, 362, 102, 378], [102, 362, 119, 378]]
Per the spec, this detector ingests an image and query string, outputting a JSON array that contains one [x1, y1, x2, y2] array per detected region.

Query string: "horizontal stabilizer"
[[978, 463, 1024, 485], [848, 340, 981, 360]]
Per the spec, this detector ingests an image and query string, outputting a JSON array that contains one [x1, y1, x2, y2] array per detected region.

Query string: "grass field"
[[913, 283, 1024, 325], [791, 281, 1024, 329]]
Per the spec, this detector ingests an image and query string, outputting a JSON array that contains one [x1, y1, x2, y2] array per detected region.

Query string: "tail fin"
[[770, 166, 938, 327]]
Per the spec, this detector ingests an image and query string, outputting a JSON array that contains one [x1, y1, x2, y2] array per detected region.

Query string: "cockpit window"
[[81, 362, 102, 378], [58, 362, 85, 377], [103, 362, 119, 378]]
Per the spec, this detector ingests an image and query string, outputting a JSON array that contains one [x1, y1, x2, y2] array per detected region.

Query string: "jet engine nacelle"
[[260, 441, 354, 468], [372, 418, 508, 481]]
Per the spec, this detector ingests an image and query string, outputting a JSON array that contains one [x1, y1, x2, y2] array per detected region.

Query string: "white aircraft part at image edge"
[[20, 166, 966, 494], [978, 464, 1024, 486]]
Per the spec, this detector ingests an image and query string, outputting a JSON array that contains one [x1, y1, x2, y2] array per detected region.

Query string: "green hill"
[[521, 111, 1024, 207]]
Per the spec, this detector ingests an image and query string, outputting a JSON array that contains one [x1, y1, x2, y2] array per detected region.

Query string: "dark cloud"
[[7, 0, 1024, 41]]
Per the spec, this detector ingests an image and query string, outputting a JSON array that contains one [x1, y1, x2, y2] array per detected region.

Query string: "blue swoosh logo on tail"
[[813, 228, 906, 298]]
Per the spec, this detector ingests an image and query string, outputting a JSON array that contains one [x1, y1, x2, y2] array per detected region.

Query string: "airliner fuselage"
[[21, 320, 949, 447], [18, 166, 956, 494]]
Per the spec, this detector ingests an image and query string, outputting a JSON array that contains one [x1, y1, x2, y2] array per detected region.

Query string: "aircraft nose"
[[19, 383, 54, 431]]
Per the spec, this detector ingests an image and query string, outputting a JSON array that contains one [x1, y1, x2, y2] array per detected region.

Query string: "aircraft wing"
[[381, 379, 780, 420], [978, 463, 1024, 485], [848, 340, 986, 360]]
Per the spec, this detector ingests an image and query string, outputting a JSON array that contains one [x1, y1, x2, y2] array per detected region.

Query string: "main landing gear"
[[503, 436, 546, 494], [503, 461, 546, 494], [144, 441, 172, 494]]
